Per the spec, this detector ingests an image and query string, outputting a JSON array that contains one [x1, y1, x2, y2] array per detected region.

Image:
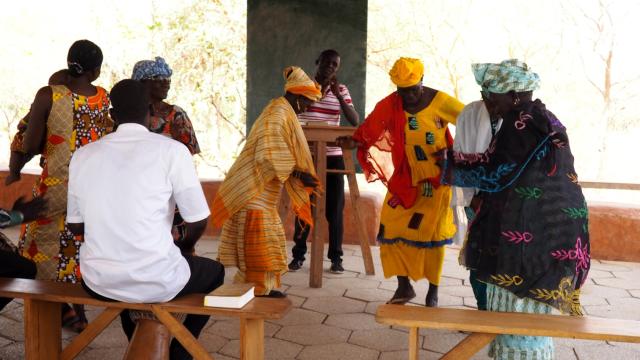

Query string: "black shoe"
[[329, 261, 344, 274], [288, 258, 304, 271], [256, 290, 287, 298]]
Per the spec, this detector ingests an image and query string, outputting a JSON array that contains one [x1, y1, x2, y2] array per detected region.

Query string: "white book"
[[204, 283, 255, 309]]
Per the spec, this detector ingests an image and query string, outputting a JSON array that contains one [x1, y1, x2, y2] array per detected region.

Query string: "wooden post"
[[342, 147, 375, 275], [24, 299, 61, 360], [240, 318, 265, 360], [408, 327, 419, 360], [310, 141, 327, 288]]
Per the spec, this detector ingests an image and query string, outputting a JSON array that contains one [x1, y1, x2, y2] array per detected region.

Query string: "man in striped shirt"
[[289, 49, 359, 274]]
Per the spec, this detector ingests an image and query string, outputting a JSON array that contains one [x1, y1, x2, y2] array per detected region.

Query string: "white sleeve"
[[168, 145, 211, 223], [66, 153, 84, 223]]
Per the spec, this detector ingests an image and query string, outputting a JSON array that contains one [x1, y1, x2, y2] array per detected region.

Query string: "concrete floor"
[[1, 234, 639, 360]]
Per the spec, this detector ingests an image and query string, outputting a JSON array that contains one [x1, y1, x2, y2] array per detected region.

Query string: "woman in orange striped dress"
[[213, 66, 321, 297]]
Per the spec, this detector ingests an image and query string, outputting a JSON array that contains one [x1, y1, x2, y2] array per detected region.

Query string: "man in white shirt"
[[451, 98, 501, 311], [67, 79, 223, 360]]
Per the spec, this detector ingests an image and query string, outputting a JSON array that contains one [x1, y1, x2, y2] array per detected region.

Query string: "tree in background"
[[147, 0, 247, 176]]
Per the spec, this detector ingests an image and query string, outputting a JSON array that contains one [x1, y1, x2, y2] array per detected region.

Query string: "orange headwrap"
[[283, 66, 322, 101], [389, 57, 424, 88]]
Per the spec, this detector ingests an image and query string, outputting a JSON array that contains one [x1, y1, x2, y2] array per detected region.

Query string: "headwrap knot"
[[389, 57, 424, 88], [131, 56, 173, 81], [472, 59, 540, 94], [283, 66, 322, 101]]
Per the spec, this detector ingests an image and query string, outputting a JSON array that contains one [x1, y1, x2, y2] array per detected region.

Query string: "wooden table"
[[300, 124, 375, 288]]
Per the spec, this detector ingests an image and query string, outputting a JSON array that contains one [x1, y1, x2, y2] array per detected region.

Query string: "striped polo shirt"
[[298, 84, 353, 156]]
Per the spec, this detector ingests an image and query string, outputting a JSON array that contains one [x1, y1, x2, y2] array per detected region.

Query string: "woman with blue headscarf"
[[131, 57, 200, 155], [132, 57, 201, 249], [439, 59, 590, 359]]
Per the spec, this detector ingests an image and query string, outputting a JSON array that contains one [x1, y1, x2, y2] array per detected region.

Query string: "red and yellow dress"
[[354, 91, 463, 284], [19, 85, 112, 283]]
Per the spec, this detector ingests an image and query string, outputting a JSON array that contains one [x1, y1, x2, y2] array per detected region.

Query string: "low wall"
[[0, 172, 381, 245], [1, 171, 638, 262]]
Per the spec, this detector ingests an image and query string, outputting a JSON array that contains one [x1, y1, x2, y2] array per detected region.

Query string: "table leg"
[[310, 141, 327, 288], [342, 148, 375, 275]]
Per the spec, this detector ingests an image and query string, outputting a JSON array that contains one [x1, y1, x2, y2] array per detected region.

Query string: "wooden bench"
[[0, 278, 292, 360], [376, 304, 640, 360]]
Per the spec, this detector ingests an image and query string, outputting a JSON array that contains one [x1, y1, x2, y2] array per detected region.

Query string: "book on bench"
[[204, 283, 255, 309]]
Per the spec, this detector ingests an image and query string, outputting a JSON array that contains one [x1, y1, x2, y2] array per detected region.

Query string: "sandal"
[[386, 287, 417, 305], [62, 304, 88, 333], [256, 290, 287, 298], [61, 304, 79, 328]]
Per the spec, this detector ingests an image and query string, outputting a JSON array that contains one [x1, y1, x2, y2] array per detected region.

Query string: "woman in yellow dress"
[[342, 58, 463, 306], [212, 66, 321, 297]]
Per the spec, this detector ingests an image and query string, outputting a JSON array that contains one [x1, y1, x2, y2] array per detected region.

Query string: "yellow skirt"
[[378, 185, 455, 285]]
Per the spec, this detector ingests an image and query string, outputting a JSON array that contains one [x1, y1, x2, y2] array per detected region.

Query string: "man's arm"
[[66, 153, 84, 236], [176, 217, 208, 254], [330, 80, 359, 126], [169, 145, 211, 254], [23, 87, 52, 156]]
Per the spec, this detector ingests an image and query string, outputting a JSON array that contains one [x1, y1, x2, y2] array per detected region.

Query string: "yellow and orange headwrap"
[[389, 57, 424, 88], [283, 66, 322, 101]]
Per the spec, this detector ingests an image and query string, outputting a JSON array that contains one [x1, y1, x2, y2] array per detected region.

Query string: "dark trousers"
[[0, 250, 37, 311], [82, 254, 225, 360], [469, 270, 487, 310], [292, 156, 345, 263]]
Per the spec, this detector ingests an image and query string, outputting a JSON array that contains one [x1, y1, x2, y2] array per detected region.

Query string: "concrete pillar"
[[247, 0, 368, 130]]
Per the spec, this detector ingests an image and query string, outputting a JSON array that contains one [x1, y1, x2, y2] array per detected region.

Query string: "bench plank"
[[160, 293, 292, 319], [1, 278, 292, 360], [376, 304, 640, 343], [0, 278, 149, 311], [0, 278, 292, 319]]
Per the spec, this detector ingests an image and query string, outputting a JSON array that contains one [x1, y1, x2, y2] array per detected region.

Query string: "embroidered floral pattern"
[[514, 187, 542, 199], [530, 277, 583, 315], [562, 205, 588, 219], [501, 230, 534, 244], [515, 111, 533, 130], [551, 237, 590, 273], [452, 163, 517, 192], [491, 274, 524, 287], [536, 143, 549, 160]]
